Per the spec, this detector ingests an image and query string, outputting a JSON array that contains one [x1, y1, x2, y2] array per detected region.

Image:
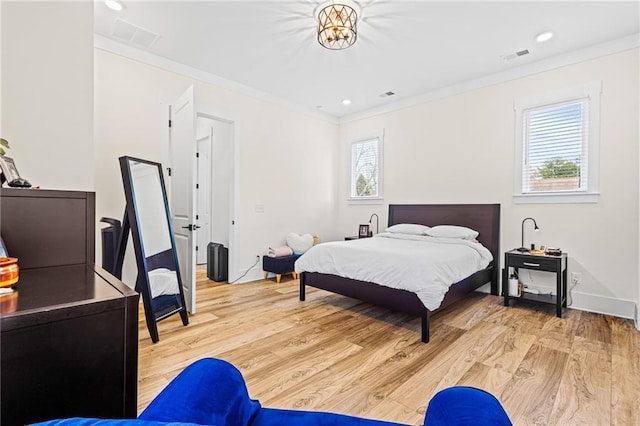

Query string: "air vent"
[[501, 49, 530, 61], [112, 19, 160, 49], [379, 91, 396, 98]]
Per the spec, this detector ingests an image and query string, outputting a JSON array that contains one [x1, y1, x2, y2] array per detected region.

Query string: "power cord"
[[567, 281, 578, 306], [228, 255, 261, 284]]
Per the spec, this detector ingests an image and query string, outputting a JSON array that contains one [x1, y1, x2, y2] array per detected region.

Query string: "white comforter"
[[294, 232, 493, 310]]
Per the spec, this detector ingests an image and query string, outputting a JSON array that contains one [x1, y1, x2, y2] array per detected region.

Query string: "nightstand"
[[345, 235, 371, 240], [502, 250, 568, 317]]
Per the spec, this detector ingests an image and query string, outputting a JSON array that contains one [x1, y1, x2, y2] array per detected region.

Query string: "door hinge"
[[167, 167, 172, 176], [196, 246, 198, 251], [168, 119, 172, 128], [196, 183, 199, 189], [196, 152, 199, 158], [232, 220, 235, 225], [196, 214, 199, 220]]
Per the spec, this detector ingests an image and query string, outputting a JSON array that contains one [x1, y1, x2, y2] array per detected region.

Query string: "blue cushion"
[[253, 408, 407, 426], [139, 358, 261, 426], [424, 386, 512, 426], [33, 419, 201, 426], [32, 359, 512, 426]]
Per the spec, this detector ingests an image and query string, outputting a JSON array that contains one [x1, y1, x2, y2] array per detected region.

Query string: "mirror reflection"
[[120, 156, 188, 342], [130, 161, 180, 309]]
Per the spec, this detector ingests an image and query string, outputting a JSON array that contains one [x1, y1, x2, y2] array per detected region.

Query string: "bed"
[[297, 204, 500, 343]]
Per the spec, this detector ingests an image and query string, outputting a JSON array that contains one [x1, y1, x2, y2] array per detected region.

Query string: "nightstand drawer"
[[509, 255, 558, 272]]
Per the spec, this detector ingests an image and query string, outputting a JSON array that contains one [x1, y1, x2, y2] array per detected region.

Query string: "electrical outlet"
[[571, 272, 581, 286]]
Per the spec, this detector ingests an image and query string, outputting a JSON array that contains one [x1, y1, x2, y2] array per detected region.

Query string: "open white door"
[[169, 85, 197, 313]]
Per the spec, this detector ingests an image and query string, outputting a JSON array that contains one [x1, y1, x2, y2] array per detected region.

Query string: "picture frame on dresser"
[[0, 236, 7, 257], [0, 156, 20, 185]]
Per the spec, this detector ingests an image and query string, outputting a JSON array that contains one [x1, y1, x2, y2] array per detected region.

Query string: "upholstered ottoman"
[[262, 254, 301, 283]]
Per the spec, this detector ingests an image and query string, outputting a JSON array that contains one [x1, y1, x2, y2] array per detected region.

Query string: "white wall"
[[338, 49, 639, 319], [94, 49, 339, 285], [1, 1, 94, 190]]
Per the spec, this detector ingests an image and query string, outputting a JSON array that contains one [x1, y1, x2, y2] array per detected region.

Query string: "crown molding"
[[338, 33, 640, 124], [94, 34, 338, 124], [95, 32, 639, 126]]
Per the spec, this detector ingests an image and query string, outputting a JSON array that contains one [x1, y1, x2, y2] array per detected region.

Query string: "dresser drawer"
[[508, 255, 559, 272]]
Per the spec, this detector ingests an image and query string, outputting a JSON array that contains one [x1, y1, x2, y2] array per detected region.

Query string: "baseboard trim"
[[232, 268, 264, 284], [635, 303, 639, 330], [569, 290, 636, 320]]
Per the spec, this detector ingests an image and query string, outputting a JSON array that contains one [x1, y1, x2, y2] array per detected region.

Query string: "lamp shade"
[[317, 3, 358, 50]]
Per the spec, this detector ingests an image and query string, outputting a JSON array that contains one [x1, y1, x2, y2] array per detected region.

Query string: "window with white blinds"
[[514, 83, 601, 203], [522, 99, 588, 193], [349, 137, 382, 201]]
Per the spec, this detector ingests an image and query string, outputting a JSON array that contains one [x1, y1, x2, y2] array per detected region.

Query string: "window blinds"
[[522, 98, 589, 193]]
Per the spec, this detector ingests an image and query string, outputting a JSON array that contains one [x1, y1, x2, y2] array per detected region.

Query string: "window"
[[349, 137, 383, 202], [514, 82, 601, 203]]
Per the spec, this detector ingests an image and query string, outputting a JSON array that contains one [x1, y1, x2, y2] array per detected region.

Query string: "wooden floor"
[[138, 269, 640, 425]]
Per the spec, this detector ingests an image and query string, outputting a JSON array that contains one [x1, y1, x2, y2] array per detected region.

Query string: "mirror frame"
[[119, 155, 188, 343]]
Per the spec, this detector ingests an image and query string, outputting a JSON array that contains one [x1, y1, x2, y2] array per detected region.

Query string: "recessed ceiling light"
[[105, 0, 124, 11], [342, 99, 352, 105], [535, 31, 554, 43]]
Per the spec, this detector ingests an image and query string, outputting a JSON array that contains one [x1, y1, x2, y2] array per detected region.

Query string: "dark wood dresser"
[[0, 188, 139, 425]]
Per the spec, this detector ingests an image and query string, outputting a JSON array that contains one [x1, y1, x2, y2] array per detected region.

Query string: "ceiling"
[[94, 1, 640, 120]]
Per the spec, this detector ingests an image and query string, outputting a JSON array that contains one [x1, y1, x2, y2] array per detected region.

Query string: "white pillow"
[[385, 223, 431, 235], [426, 225, 479, 240], [286, 233, 314, 254]]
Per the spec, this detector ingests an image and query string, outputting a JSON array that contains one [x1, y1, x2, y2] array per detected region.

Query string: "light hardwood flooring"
[[137, 269, 640, 425]]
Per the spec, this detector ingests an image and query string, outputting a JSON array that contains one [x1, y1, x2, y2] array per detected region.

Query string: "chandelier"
[[317, 3, 358, 50]]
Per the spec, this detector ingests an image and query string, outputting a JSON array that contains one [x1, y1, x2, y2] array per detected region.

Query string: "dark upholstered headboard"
[[388, 204, 501, 264]]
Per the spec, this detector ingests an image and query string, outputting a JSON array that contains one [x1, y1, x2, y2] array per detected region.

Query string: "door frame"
[[196, 131, 212, 265], [196, 112, 238, 283], [162, 103, 239, 287]]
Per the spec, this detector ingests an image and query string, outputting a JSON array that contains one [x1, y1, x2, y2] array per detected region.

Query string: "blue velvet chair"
[[34, 358, 511, 426]]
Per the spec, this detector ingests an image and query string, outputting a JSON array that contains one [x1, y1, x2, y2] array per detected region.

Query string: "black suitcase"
[[207, 242, 228, 282]]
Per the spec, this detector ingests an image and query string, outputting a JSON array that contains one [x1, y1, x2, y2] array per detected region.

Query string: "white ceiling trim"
[[94, 34, 339, 124], [338, 33, 640, 124], [95, 32, 638, 125]]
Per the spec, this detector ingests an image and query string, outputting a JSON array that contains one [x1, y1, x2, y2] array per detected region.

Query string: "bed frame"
[[299, 204, 500, 343]]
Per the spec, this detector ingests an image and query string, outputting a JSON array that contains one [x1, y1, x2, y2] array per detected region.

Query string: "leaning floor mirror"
[[119, 156, 189, 343]]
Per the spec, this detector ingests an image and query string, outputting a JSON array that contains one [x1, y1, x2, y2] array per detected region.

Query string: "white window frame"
[[348, 135, 384, 204], [514, 82, 601, 204]]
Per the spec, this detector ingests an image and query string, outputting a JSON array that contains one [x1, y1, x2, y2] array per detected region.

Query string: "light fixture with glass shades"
[[316, 2, 359, 50]]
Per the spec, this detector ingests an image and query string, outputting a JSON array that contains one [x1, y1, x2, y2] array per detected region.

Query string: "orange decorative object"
[[0, 290, 18, 314], [0, 257, 19, 288]]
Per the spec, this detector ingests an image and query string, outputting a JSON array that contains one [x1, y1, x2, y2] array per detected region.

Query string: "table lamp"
[[368, 213, 379, 236], [517, 217, 539, 252]]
